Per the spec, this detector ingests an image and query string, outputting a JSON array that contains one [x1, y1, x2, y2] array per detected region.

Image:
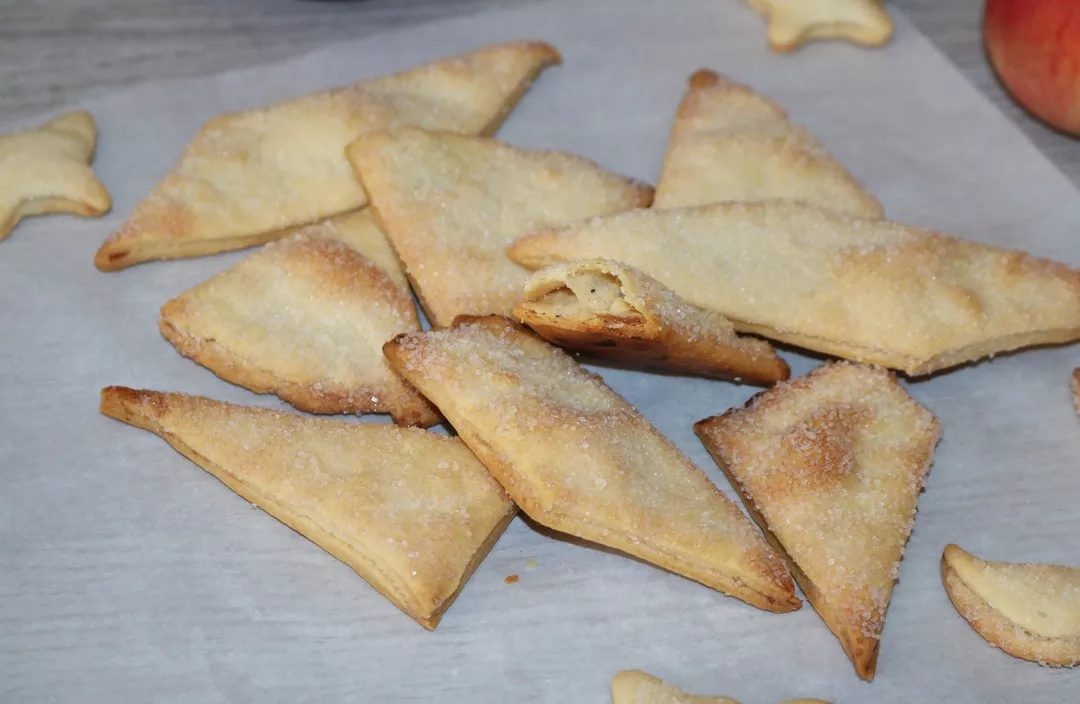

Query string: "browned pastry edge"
[[99, 385, 514, 629]]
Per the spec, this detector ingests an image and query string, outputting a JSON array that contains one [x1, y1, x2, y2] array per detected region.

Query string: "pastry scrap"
[[514, 258, 789, 384], [0, 111, 111, 241], [611, 670, 740, 704], [99, 387, 514, 629], [611, 671, 832, 704], [1072, 369, 1080, 415], [509, 201, 1080, 376], [160, 215, 440, 426], [745, 0, 894, 54], [347, 127, 653, 327], [384, 315, 798, 612], [695, 363, 941, 680], [654, 70, 882, 216], [941, 544, 1080, 667], [95, 41, 560, 270]]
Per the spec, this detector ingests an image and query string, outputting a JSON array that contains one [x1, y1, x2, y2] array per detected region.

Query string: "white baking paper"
[[2, 1, 1079, 702]]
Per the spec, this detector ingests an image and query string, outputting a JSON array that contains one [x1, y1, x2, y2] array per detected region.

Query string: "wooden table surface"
[[1, 0, 1077, 181]]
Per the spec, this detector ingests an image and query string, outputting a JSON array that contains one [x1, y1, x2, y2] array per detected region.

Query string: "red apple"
[[984, 0, 1080, 135]]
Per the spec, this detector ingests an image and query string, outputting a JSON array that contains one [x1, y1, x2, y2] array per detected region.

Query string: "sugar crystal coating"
[[696, 361, 940, 678], [386, 317, 799, 612]]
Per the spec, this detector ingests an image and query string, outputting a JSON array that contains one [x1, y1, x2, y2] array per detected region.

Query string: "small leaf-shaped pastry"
[[654, 70, 881, 216], [384, 315, 799, 613], [745, 0, 893, 54], [347, 127, 652, 327], [941, 544, 1080, 667], [99, 387, 514, 629], [611, 671, 832, 704], [514, 258, 788, 384], [0, 111, 111, 241], [95, 41, 560, 270], [611, 671, 741, 704], [696, 362, 941, 679], [160, 212, 440, 426]]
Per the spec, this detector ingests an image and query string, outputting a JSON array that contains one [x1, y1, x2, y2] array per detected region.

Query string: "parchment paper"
[[3, 1, 1079, 702]]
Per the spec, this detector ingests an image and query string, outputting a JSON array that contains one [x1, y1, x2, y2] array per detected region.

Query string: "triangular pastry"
[[611, 671, 832, 704], [384, 315, 798, 613], [509, 201, 1080, 376], [514, 258, 789, 384], [300, 209, 411, 291], [941, 544, 1080, 667], [654, 70, 881, 216], [160, 216, 440, 426], [745, 0, 894, 54], [95, 41, 560, 270], [99, 386, 514, 629], [347, 127, 653, 327], [0, 111, 111, 241], [695, 362, 941, 679]]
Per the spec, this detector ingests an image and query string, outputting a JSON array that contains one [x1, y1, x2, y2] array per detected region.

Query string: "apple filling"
[[531, 271, 644, 321]]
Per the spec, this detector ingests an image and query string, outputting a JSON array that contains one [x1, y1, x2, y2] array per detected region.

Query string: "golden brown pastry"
[[384, 315, 798, 613], [99, 386, 514, 629], [745, 0, 894, 53], [347, 127, 652, 327], [298, 209, 410, 291], [654, 70, 881, 216], [0, 111, 111, 241], [509, 201, 1080, 376], [159, 215, 439, 426], [611, 671, 832, 704], [514, 258, 788, 384], [941, 544, 1080, 667], [695, 362, 941, 680], [95, 41, 560, 270]]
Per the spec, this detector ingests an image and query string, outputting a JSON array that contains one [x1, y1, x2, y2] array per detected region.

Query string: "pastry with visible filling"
[[347, 127, 652, 327], [515, 258, 788, 384], [510, 201, 1080, 376]]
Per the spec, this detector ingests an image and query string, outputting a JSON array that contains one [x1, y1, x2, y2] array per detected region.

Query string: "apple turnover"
[[384, 315, 798, 612], [695, 362, 940, 679], [99, 386, 514, 629]]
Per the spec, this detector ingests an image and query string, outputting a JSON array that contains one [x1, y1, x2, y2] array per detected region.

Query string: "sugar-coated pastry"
[[99, 386, 514, 629], [95, 41, 560, 270], [696, 362, 941, 679], [384, 315, 799, 613], [160, 218, 439, 426], [510, 201, 1080, 376], [515, 258, 788, 384], [942, 544, 1080, 667], [347, 127, 652, 327], [654, 69, 881, 216]]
